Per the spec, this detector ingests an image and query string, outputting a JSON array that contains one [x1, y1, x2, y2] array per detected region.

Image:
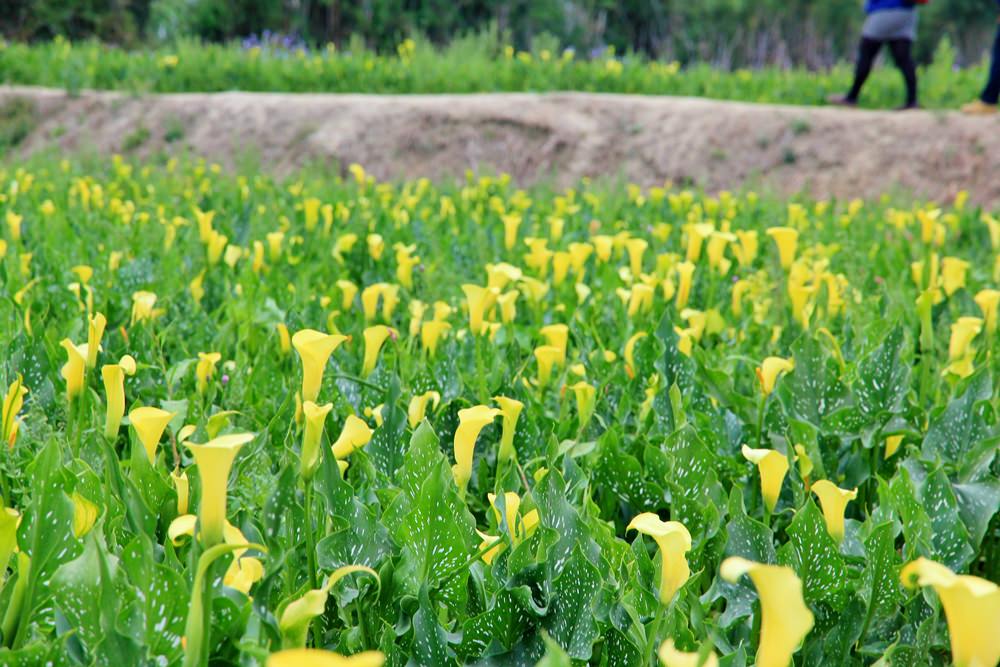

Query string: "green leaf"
[[119, 535, 188, 662], [921, 371, 997, 478], [542, 547, 601, 661], [859, 521, 904, 639], [535, 630, 572, 667], [779, 334, 848, 427], [853, 325, 909, 425], [779, 500, 848, 609]]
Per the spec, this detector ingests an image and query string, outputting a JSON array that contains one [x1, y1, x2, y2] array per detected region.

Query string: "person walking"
[[961, 1, 1000, 114], [830, 0, 920, 110]]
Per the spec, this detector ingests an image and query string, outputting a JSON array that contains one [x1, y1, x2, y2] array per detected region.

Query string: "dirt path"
[[3, 86, 1000, 204]]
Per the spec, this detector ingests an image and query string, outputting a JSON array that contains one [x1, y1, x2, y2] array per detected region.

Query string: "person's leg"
[[846, 38, 883, 102], [981, 24, 1000, 105], [888, 38, 918, 107]]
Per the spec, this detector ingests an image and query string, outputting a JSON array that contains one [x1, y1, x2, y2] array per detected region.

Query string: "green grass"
[[0, 36, 991, 110], [0, 155, 997, 665]]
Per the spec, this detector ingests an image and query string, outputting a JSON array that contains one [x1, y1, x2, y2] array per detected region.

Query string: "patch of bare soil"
[[3, 86, 1000, 204]]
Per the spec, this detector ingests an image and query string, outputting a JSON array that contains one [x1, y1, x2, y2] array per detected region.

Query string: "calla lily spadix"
[[292, 329, 348, 402], [186, 433, 255, 547], [720, 557, 814, 667], [627, 513, 691, 604], [452, 405, 501, 496], [129, 406, 176, 463], [102, 355, 136, 439]]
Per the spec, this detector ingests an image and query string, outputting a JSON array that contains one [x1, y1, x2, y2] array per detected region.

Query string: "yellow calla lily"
[[486, 262, 523, 290], [407, 391, 440, 429], [2, 375, 28, 447], [658, 640, 719, 667], [478, 491, 540, 564], [974, 289, 1000, 335], [757, 357, 793, 396], [452, 405, 500, 496], [362, 325, 395, 378], [624, 331, 647, 378], [734, 230, 759, 267], [944, 317, 983, 379], [940, 257, 969, 297], [884, 434, 904, 460], [741, 445, 789, 514], [720, 557, 814, 667], [331, 415, 373, 460], [60, 339, 88, 401], [130, 290, 163, 325], [675, 261, 695, 309], [266, 649, 385, 667], [86, 313, 106, 368], [0, 506, 20, 574], [810, 480, 857, 543], [420, 320, 450, 356], [102, 355, 136, 439], [570, 381, 597, 430], [900, 558, 1000, 667], [70, 492, 99, 538], [626, 237, 648, 276], [196, 352, 222, 394], [766, 226, 799, 269], [276, 323, 291, 355], [279, 566, 379, 649], [494, 396, 523, 464], [462, 284, 500, 336], [540, 323, 569, 364], [501, 213, 521, 251], [292, 329, 348, 402], [172, 468, 190, 515], [186, 433, 255, 546], [129, 406, 176, 463], [300, 401, 333, 480], [627, 513, 692, 604], [534, 345, 562, 387]]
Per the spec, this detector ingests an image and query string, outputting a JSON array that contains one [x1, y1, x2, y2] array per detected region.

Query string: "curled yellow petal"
[[187, 433, 255, 547], [292, 329, 348, 402], [129, 406, 176, 464], [901, 558, 1000, 667], [301, 401, 333, 480], [452, 405, 500, 496], [266, 649, 385, 667], [756, 357, 793, 396], [810, 480, 857, 543], [407, 391, 440, 429], [493, 396, 523, 464], [361, 325, 395, 378], [658, 640, 719, 667], [331, 415, 373, 460], [720, 557, 814, 667], [741, 445, 789, 514], [627, 513, 691, 604]]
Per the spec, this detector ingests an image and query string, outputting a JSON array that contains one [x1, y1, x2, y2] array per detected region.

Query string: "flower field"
[[0, 37, 989, 110], [0, 157, 998, 666]]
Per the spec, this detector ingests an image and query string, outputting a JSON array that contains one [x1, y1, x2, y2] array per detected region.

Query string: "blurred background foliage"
[[1, 0, 997, 67]]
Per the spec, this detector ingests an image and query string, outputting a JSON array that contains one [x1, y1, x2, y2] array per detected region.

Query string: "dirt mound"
[[3, 86, 1000, 204]]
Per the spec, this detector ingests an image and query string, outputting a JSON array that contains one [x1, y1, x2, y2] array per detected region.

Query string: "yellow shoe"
[[961, 100, 998, 115]]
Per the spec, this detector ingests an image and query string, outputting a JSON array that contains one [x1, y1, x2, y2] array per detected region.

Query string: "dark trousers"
[[982, 24, 1000, 105], [846, 37, 918, 106]]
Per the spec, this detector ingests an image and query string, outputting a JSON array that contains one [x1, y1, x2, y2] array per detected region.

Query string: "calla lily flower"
[[486, 262, 522, 290], [757, 357, 793, 396], [626, 238, 648, 276], [534, 346, 562, 387], [501, 214, 521, 250], [279, 566, 379, 649], [71, 492, 98, 538], [462, 284, 500, 336], [60, 339, 89, 401], [766, 226, 799, 269], [570, 381, 597, 430], [186, 433, 255, 546], [331, 415, 373, 460], [494, 396, 524, 463], [266, 649, 385, 667], [336, 279, 358, 311], [624, 331, 647, 378], [478, 491, 540, 564], [684, 223, 714, 262], [884, 434, 904, 459], [720, 557, 814, 667], [420, 320, 450, 356], [276, 323, 291, 355], [497, 290, 519, 323], [172, 468, 190, 515], [196, 352, 222, 394], [395, 243, 420, 288], [734, 230, 759, 267], [407, 391, 440, 429], [130, 406, 176, 463], [301, 401, 333, 480], [2, 375, 27, 447], [102, 355, 136, 439], [944, 317, 983, 379], [627, 514, 691, 604], [540, 323, 569, 364], [810, 480, 857, 543], [292, 329, 348, 402], [900, 558, 1000, 667], [658, 640, 719, 667], [675, 261, 695, 309], [86, 313, 106, 368], [742, 445, 789, 514], [362, 325, 395, 378], [974, 289, 1000, 335], [940, 257, 969, 296], [5, 211, 22, 242], [452, 405, 501, 496], [130, 290, 163, 325], [0, 506, 20, 574]]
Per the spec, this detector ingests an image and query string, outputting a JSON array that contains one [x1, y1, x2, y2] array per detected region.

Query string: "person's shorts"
[[862, 9, 918, 42]]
